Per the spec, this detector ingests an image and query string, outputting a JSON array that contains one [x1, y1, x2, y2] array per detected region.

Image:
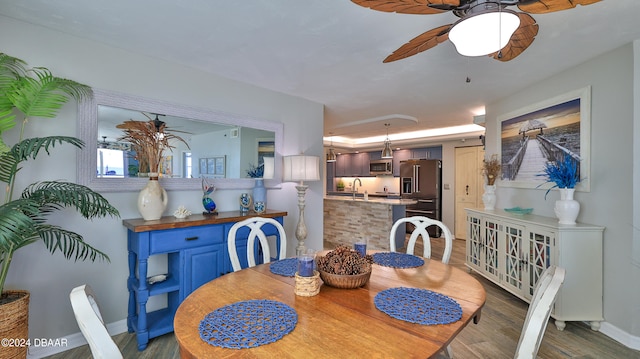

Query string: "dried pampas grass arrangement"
[[117, 117, 189, 174], [483, 154, 501, 185]]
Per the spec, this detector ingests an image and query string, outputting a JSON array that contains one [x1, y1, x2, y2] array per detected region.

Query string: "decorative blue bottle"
[[201, 177, 217, 214]]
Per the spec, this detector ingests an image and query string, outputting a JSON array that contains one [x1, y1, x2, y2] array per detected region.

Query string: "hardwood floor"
[[47, 238, 639, 359]]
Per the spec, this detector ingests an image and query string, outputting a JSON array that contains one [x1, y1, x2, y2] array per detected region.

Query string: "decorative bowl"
[[318, 269, 372, 289], [504, 207, 533, 215]]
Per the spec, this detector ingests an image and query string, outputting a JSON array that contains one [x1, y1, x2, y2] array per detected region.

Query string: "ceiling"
[[2, 0, 639, 148]]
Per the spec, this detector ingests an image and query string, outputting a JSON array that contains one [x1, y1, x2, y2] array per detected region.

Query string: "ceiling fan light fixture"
[[449, 8, 520, 57]]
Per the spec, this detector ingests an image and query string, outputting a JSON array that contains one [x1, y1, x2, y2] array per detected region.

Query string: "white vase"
[[137, 173, 168, 220], [555, 188, 580, 225], [482, 184, 497, 210]]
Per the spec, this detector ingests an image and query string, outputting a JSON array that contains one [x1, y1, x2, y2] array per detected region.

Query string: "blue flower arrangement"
[[246, 163, 264, 178], [538, 152, 580, 198]]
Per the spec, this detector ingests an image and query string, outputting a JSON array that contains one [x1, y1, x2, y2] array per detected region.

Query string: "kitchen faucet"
[[352, 177, 362, 200]]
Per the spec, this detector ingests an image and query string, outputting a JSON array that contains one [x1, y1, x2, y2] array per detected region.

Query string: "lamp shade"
[[448, 9, 520, 57], [262, 157, 275, 179], [283, 155, 320, 182]]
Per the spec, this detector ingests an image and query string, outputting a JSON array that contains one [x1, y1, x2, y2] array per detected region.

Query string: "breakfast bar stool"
[[389, 216, 454, 264]]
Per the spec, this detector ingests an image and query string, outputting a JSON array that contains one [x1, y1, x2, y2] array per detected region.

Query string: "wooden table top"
[[174, 255, 486, 358], [122, 209, 288, 232]]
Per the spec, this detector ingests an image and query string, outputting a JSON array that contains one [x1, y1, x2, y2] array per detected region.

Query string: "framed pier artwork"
[[497, 86, 590, 191]]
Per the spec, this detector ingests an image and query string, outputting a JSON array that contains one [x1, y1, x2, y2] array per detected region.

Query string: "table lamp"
[[283, 155, 320, 255]]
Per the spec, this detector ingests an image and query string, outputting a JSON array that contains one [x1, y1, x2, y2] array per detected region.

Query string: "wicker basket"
[[295, 271, 321, 296], [319, 269, 372, 289], [0, 290, 30, 359]]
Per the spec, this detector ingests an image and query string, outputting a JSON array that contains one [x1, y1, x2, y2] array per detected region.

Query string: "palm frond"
[[7, 68, 92, 119], [22, 181, 120, 219], [0, 54, 26, 135], [0, 150, 19, 184], [11, 136, 84, 161], [32, 223, 110, 262], [0, 109, 16, 133], [0, 198, 41, 251], [0, 137, 84, 184], [0, 53, 27, 80]]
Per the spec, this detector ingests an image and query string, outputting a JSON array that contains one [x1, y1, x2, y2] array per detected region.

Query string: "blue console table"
[[123, 210, 287, 350]]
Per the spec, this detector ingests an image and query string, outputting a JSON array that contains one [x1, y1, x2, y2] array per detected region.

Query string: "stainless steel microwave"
[[369, 159, 393, 175]]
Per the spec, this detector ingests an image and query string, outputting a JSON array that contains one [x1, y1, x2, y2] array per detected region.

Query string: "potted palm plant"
[[0, 52, 119, 358]]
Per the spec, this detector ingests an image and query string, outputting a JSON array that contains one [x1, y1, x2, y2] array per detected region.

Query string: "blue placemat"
[[270, 258, 297, 277], [199, 299, 297, 349], [374, 287, 462, 325], [372, 252, 425, 268]]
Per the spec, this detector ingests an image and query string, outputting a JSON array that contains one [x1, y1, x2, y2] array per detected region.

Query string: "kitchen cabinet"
[[326, 161, 336, 191], [392, 146, 442, 176], [369, 150, 382, 161], [353, 152, 370, 176], [335, 153, 352, 177], [331, 146, 442, 178], [124, 210, 287, 350], [392, 149, 412, 177], [335, 152, 370, 177], [465, 208, 604, 331], [411, 146, 442, 160]]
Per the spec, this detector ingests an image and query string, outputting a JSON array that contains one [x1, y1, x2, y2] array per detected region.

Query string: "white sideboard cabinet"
[[465, 208, 604, 331]]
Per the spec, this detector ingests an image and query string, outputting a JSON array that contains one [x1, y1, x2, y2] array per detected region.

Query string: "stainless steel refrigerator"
[[400, 159, 442, 236]]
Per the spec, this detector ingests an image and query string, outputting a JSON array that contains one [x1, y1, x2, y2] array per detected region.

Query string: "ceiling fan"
[[351, 0, 602, 62]]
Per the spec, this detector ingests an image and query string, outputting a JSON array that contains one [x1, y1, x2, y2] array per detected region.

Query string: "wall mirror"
[[77, 89, 283, 192]]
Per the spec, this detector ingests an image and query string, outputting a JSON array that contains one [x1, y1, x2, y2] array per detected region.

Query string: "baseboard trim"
[[27, 319, 128, 359], [599, 321, 640, 351]]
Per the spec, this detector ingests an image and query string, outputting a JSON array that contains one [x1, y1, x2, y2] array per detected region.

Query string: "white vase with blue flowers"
[[247, 163, 267, 212], [539, 153, 581, 224]]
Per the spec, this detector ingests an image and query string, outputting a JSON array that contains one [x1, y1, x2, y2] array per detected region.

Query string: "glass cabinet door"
[[502, 222, 525, 295], [482, 218, 500, 282], [466, 215, 483, 271], [526, 228, 555, 299]]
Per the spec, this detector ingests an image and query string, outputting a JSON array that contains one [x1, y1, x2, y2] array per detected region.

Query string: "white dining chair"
[[389, 216, 454, 264], [69, 284, 123, 359], [227, 217, 287, 272], [514, 265, 566, 359]]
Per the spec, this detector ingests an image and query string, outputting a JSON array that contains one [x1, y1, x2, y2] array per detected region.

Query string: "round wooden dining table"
[[174, 254, 486, 358]]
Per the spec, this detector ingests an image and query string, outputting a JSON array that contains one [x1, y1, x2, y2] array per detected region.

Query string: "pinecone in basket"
[[317, 245, 373, 275]]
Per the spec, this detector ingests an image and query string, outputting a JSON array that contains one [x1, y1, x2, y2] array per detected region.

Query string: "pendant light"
[[381, 123, 393, 159], [326, 133, 337, 162]]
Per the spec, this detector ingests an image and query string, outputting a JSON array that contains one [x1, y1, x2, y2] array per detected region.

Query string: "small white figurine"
[[173, 205, 192, 219]]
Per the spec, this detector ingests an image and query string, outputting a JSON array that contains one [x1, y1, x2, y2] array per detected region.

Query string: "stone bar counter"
[[323, 195, 417, 251]]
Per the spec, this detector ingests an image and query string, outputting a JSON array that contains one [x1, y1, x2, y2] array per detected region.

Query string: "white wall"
[[0, 15, 324, 343], [485, 42, 639, 344]]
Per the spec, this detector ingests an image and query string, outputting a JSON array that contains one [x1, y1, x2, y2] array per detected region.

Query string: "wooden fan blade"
[[518, 0, 601, 14], [384, 24, 452, 63], [490, 13, 539, 62], [350, 0, 460, 15]]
